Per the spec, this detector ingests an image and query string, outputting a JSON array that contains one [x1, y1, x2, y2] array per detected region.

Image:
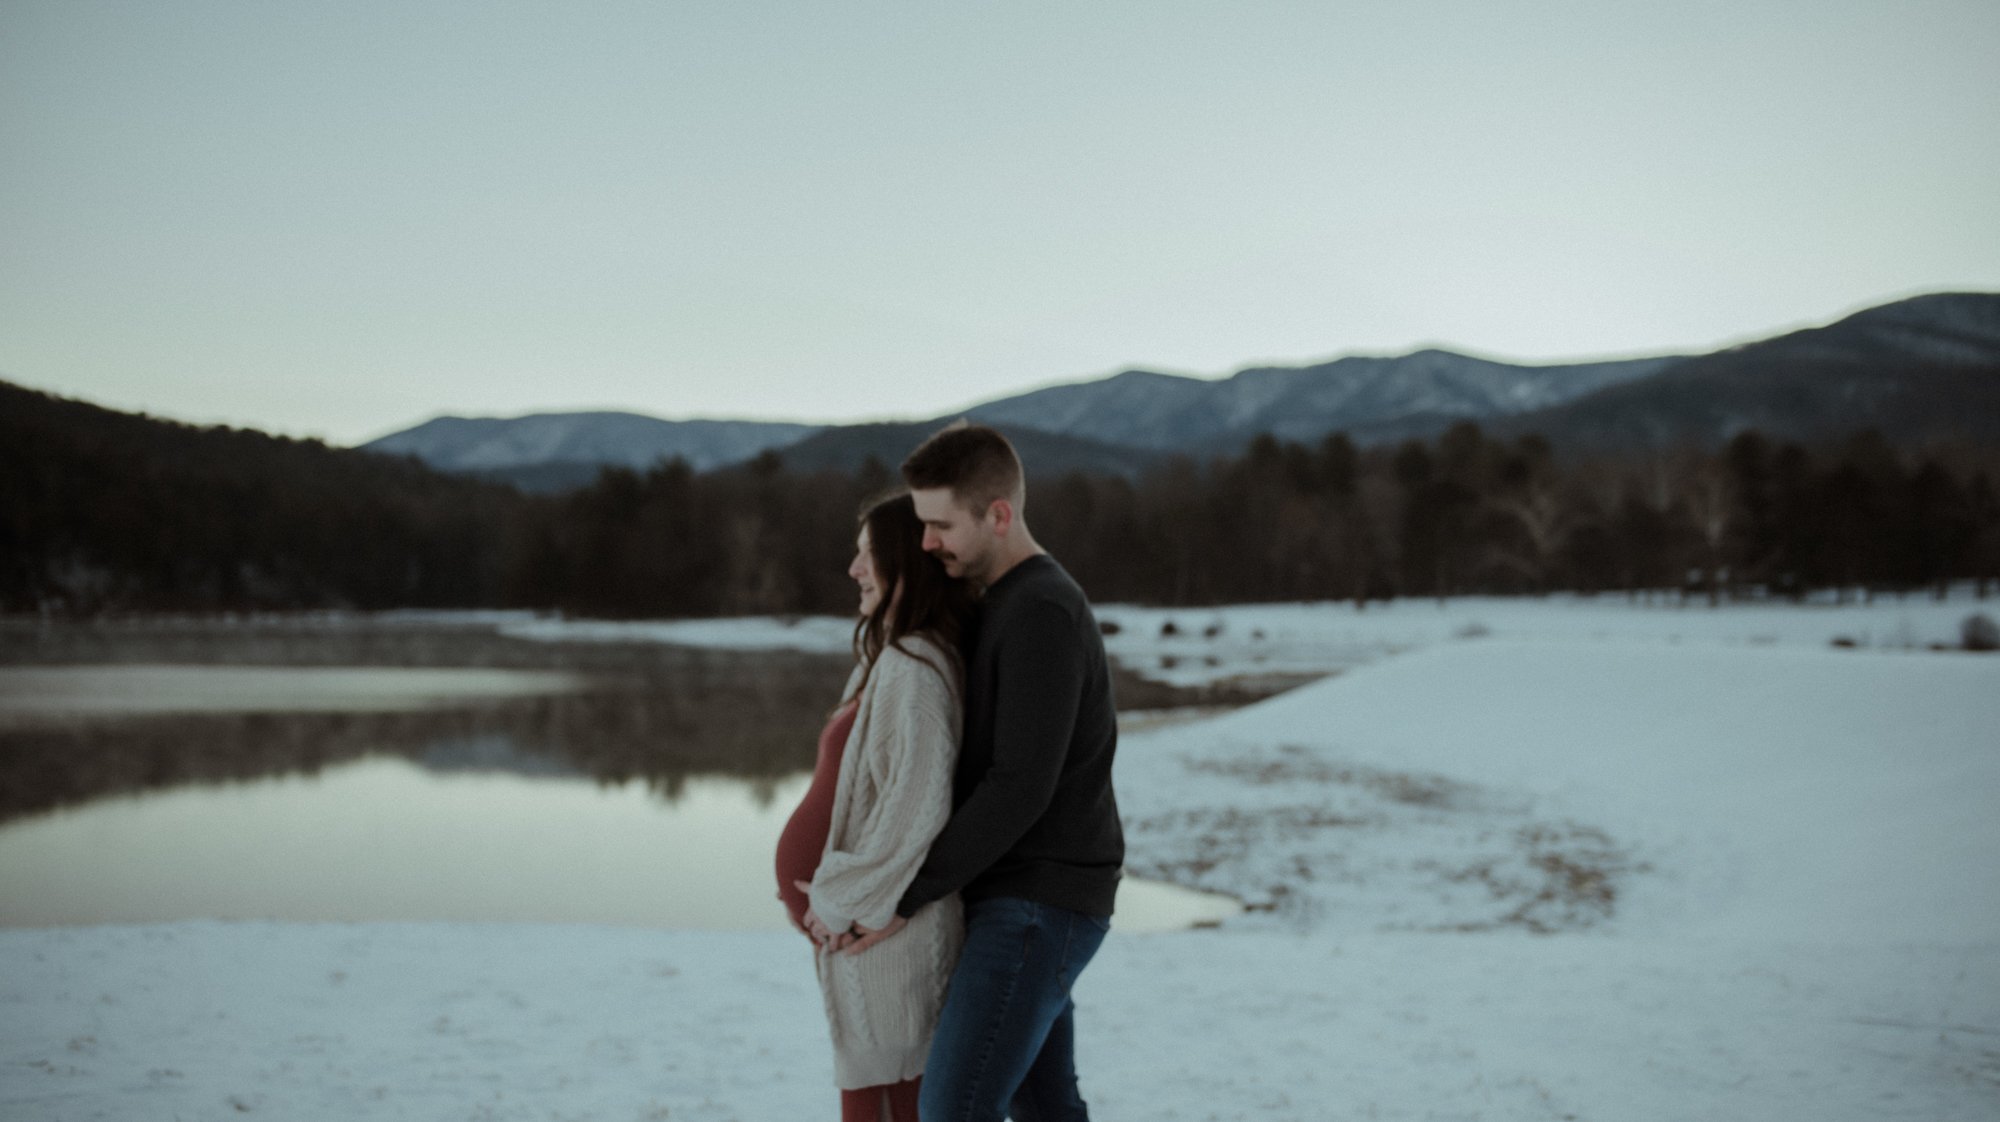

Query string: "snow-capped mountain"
[[357, 292, 2000, 487], [967, 351, 1681, 452], [362, 413, 820, 477], [1824, 291, 2000, 365], [1500, 292, 2000, 450]]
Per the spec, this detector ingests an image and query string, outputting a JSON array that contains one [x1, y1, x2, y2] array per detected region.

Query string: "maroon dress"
[[775, 698, 859, 933]]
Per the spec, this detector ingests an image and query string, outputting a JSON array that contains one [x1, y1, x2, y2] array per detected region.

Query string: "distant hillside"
[[351, 291, 2000, 490], [967, 350, 1680, 454], [1499, 293, 2000, 450], [1, 381, 523, 614], [453, 460, 624, 495], [362, 412, 821, 486], [770, 421, 1164, 480], [8, 369, 1994, 617]]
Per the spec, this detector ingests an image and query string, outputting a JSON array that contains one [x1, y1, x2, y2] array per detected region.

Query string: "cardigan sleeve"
[[808, 643, 960, 933]]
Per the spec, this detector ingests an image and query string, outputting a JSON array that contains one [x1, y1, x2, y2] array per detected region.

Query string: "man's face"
[[910, 486, 994, 584]]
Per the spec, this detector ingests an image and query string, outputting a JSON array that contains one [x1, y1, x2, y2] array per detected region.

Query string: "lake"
[[0, 617, 1243, 932]]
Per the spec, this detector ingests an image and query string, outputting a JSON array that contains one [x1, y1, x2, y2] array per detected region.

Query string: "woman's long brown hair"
[[848, 491, 975, 703]]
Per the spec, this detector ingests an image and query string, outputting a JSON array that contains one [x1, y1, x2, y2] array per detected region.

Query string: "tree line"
[[2, 381, 511, 615], [5, 381, 1996, 617], [1032, 426, 2000, 607]]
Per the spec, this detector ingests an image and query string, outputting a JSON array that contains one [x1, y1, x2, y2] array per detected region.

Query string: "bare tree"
[[1680, 457, 1735, 606]]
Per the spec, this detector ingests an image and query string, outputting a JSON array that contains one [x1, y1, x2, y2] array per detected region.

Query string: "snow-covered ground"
[[495, 590, 1990, 688], [5, 595, 1999, 1120], [1095, 591, 1991, 688]]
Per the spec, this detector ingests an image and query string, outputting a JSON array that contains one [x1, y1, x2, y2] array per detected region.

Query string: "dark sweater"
[[896, 554, 1124, 918]]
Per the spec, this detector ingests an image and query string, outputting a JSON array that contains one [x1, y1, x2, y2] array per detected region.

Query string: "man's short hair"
[[901, 422, 1024, 517]]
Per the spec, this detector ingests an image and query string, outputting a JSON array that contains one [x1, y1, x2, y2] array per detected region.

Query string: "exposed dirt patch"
[[1123, 740, 1651, 934]]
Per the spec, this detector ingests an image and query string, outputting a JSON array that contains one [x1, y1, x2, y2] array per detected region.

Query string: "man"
[[838, 421, 1122, 1122]]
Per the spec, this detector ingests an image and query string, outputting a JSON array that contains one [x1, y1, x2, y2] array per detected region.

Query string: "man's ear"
[[987, 498, 1016, 537]]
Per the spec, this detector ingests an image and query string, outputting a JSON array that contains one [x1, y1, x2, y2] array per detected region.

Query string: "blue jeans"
[[920, 896, 1110, 1122]]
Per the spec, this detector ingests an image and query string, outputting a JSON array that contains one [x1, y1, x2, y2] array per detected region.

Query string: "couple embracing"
[[774, 423, 1123, 1122]]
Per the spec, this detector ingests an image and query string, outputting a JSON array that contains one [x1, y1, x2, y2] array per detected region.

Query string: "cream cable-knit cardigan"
[[807, 635, 966, 1089]]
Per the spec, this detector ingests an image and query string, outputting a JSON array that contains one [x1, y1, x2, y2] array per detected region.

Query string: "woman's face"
[[848, 527, 890, 617]]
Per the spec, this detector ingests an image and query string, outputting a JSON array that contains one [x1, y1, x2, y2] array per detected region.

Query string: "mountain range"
[[361, 413, 822, 491], [360, 292, 2000, 488]]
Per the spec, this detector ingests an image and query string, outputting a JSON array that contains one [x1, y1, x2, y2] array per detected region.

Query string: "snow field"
[[5, 593, 1999, 1119], [6, 923, 1993, 1121], [1094, 592, 1991, 689], [1116, 640, 2000, 944]]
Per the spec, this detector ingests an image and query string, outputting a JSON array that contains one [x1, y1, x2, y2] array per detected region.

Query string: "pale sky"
[[3, 1, 1997, 446]]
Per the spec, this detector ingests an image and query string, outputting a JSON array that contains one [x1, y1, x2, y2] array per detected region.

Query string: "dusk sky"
[[3, 1, 1996, 446]]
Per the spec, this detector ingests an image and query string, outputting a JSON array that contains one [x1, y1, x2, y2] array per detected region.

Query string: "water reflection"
[[0, 618, 1255, 822], [0, 757, 1236, 932], [0, 654, 852, 822], [0, 617, 1250, 931], [0, 758, 809, 929], [0, 664, 589, 717]]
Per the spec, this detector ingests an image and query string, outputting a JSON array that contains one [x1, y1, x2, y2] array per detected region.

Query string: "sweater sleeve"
[[897, 597, 1083, 915], [808, 649, 960, 933]]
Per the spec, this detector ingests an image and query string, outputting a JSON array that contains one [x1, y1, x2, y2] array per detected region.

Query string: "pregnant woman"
[[775, 491, 974, 1121]]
